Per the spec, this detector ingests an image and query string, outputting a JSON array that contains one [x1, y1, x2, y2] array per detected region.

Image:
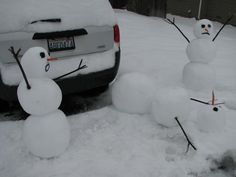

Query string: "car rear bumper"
[[0, 49, 120, 101]]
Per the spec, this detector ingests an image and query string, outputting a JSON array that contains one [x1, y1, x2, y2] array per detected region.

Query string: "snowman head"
[[193, 19, 214, 39], [191, 91, 224, 112], [21, 47, 50, 78]]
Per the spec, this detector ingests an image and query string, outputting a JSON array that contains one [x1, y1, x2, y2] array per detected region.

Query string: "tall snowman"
[[183, 19, 217, 92], [9, 47, 70, 158]]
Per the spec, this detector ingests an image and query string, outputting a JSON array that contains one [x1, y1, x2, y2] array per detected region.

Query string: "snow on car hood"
[[0, 0, 116, 33]]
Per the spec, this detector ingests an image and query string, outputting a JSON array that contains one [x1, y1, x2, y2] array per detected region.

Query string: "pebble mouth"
[[45, 63, 50, 72], [202, 32, 210, 35]]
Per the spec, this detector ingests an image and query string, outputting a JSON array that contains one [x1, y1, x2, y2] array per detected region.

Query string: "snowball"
[[195, 104, 226, 133], [193, 19, 214, 39], [151, 87, 190, 127], [20, 47, 50, 78], [186, 39, 216, 63], [23, 109, 70, 158], [183, 62, 216, 92], [17, 78, 62, 115], [111, 72, 156, 114]]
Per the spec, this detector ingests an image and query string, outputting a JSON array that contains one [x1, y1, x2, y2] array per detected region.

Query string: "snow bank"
[[0, 0, 116, 33]]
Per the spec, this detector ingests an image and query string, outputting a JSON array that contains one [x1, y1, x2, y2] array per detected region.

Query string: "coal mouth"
[[202, 32, 210, 35]]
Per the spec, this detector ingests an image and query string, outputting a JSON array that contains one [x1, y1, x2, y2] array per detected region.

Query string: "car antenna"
[[8, 47, 31, 89]]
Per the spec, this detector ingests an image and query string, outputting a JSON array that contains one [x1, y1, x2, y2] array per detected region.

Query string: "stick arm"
[[212, 14, 234, 41], [8, 47, 31, 89], [54, 59, 87, 81], [166, 18, 190, 43]]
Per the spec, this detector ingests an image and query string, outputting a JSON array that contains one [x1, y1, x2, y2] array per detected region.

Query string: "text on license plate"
[[48, 37, 75, 52]]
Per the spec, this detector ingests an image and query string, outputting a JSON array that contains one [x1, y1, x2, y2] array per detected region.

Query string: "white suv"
[[0, 0, 120, 101]]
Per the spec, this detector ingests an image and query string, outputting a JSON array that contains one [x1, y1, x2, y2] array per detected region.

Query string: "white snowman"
[[183, 19, 217, 92], [10, 47, 70, 158]]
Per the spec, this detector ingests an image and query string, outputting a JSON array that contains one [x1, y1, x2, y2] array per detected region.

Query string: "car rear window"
[[0, 0, 116, 33]]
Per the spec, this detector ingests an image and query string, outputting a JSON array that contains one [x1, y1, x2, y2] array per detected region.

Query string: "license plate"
[[48, 37, 75, 52]]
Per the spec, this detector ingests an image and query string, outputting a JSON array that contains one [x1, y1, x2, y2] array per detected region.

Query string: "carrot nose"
[[211, 91, 215, 105], [204, 28, 209, 32], [47, 57, 58, 61]]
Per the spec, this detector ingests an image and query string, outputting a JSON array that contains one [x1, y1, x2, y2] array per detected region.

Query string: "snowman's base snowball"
[[183, 62, 216, 92], [195, 104, 226, 133], [17, 78, 62, 115], [111, 72, 156, 114], [151, 87, 190, 127], [23, 110, 70, 158]]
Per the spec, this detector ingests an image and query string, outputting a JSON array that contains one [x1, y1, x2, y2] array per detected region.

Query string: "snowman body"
[[151, 87, 190, 127], [17, 78, 62, 115], [183, 62, 216, 91], [183, 19, 217, 92], [186, 38, 216, 63], [18, 47, 70, 158]]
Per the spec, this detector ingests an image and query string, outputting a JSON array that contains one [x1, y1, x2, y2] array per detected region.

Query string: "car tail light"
[[114, 24, 120, 44]]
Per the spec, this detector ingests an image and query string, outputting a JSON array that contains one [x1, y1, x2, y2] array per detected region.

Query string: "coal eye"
[[208, 24, 211, 28], [40, 52, 45, 58], [201, 24, 205, 28], [213, 107, 218, 112]]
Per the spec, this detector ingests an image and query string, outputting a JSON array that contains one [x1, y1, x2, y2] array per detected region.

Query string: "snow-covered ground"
[[1, 10, 236, 177]]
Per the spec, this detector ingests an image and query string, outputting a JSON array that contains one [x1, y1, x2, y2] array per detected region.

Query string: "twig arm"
[[8, 47, 31, 89], [190, 98, 209, 105], [212, 14, 234, 41], [175, 117, 197, 152], [54, 59, 87, 81], [166, 18, 190, 43]]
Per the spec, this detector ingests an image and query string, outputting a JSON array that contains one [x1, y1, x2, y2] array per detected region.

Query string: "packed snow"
[[1, 10, 236, 177], [0, 0, 116, 33]]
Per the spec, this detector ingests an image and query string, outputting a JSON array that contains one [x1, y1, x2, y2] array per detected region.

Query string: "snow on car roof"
[[0, 0, 116, 33]]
